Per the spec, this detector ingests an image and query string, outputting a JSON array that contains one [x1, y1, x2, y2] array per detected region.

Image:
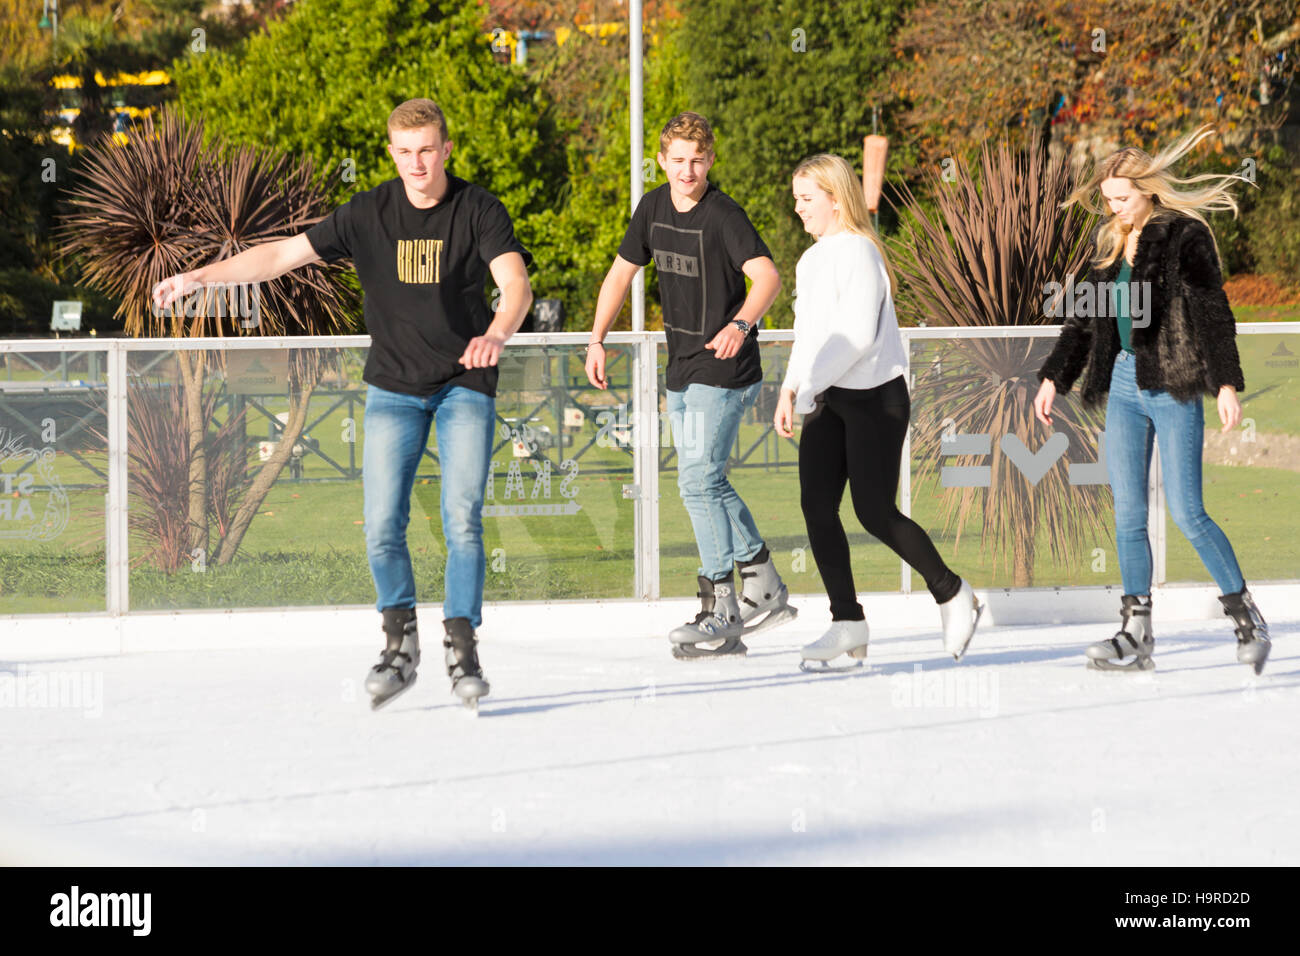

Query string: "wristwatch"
[[731, 319, 751, 335]]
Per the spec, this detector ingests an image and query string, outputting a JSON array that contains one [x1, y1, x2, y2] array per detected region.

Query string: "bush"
[[0, 268, 118, 337]]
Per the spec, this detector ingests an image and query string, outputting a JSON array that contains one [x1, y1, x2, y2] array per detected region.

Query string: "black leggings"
[[799, 377, 961, 619]]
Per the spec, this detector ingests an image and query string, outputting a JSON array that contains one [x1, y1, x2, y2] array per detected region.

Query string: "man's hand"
[[1217, 385, 1242, 433], [706, 323, 747, 361], [584, 342, 608, 389], [152, 273, 197, 312], [460, 332, 509, 369]]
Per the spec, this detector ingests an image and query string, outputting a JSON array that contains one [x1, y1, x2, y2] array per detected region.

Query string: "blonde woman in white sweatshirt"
[[775, 154, 982, 670]]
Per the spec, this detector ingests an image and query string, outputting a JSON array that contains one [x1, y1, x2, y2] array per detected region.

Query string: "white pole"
[[629, 0, 645, 332]]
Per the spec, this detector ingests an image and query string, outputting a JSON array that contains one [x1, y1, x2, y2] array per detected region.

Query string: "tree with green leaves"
[[676, 0, 909, 327], [524, 17, 689, 328], [173, 0, 566, 302]]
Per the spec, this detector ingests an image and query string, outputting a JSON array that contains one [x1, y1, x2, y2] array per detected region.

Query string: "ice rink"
[[1, 590, 1296, 866]]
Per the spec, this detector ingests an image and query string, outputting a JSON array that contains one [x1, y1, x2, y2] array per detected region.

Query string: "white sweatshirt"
[[781, 230, 908, 414]]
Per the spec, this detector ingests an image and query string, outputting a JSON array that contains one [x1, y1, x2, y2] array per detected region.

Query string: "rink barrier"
[[1, 581, 1298, 660], [1, 324, 1297, 623]]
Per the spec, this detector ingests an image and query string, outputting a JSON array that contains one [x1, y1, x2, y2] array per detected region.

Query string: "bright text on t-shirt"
[[396, 238, 443, 284]]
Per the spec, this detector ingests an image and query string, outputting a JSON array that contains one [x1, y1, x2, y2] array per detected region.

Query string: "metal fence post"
[[106, 342, 129, 614], [900, 331, 913, 594], [1149, 443, 1166, 587], [632, 335, 660, 599]]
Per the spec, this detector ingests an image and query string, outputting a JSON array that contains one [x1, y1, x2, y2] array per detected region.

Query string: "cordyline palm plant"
[[120, 382, 249, 573], [888, 138, 1107, 587], [60, 108, 359, 568]]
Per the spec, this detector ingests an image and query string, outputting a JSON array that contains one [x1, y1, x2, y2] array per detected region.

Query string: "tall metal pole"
[[629, 0, 645, 332]]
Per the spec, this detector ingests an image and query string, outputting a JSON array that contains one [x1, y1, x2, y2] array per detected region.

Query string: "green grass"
[[1222, 331, 1300, 437], [1232, 305, 1300, 323], [5, 453, 1297, 613]]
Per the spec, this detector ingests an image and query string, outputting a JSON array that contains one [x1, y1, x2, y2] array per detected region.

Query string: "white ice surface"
[[1, 604, 1296, 866]]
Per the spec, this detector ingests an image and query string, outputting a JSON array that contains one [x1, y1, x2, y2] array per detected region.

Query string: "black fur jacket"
[[1037, 212, 1245, 407]]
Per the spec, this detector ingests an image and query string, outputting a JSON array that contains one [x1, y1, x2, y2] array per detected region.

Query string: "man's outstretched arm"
[[152, 234, 323, 311]]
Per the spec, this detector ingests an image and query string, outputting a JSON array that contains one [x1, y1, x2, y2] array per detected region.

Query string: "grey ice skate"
[[443, 617, 490, 713], [1086, 594, 1154, 672], [1219, 587, 1270, 676], [670, 574, 747, 660], [366, 607, 421, 710], [737, 546, 798, 636]]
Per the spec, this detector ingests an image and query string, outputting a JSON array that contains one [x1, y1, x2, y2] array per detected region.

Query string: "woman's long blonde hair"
[[792, 153, 896, 292], [1062, 125, 1251, 267]]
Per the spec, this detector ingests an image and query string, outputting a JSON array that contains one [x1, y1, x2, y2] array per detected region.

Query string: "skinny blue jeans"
[[362, 383, 495, 625], [666, 381, 766, 580], [1104, 350, 1245, 597]]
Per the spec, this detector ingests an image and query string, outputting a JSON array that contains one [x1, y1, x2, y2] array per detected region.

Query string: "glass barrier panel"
[[906, 333, 1122, 592], [1164, 329, 1300, 586], [656, 339, 901, 600], [482, 343, 636, 601], [0, 349, 109, 613], [125, 343, 636, 611], [126, 346, 371, 609]]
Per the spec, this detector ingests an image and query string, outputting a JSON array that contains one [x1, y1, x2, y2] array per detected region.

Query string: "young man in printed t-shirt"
[[153, 99, 532, 710], [585, 111, 797, 659]]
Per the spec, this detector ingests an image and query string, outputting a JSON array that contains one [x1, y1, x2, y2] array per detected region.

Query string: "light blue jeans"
[[667, 381, 765, 580], [362, 383, 495, 625], [1105, 350, 1245, 596]]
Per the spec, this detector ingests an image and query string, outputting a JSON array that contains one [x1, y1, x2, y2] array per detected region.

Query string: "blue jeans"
[[667, 382, 765, 580], [362, 383, 495, 625], [1105, 350, 1245, 596]]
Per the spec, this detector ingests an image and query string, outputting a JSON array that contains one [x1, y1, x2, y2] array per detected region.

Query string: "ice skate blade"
[[1244, 651, 1269, 676], [369, 672, 418, 711], [1239, 640, 1270, 676], [452, 676, 489, 703], [742, 604, 798, 637], [671, 640, 748, 661], [1086, 657, 1155, 673], [669, 630, 743, 645], [948, 598, 983, 662], [799, 658, 864, 674]]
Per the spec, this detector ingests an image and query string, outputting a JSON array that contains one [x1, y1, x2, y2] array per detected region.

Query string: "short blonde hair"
[[387, 99, 449, 142], [659, 112, 714, 156]]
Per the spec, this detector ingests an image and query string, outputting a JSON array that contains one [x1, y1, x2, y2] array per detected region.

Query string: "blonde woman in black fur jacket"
[[1034, 126, 1270, 674]]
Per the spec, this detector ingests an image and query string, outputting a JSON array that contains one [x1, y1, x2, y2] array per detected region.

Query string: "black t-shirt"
[[306, 175, 529, 397], [617, 182, 769, 391]]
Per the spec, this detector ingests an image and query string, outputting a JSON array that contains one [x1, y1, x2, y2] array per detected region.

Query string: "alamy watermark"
[[1042, 275, 1151, 326], [49, 886, 150, 935], [890, 664, 999, 718], [153, 280, 261, 329], [0, 666, 103, 718]]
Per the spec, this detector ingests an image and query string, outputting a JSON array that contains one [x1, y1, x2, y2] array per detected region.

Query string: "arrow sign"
[[999, 432, 1070, 486]]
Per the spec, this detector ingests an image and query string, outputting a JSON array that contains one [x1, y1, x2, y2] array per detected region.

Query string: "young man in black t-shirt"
[[585, 111, 797, 659], [153, 99, 532, 710]]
